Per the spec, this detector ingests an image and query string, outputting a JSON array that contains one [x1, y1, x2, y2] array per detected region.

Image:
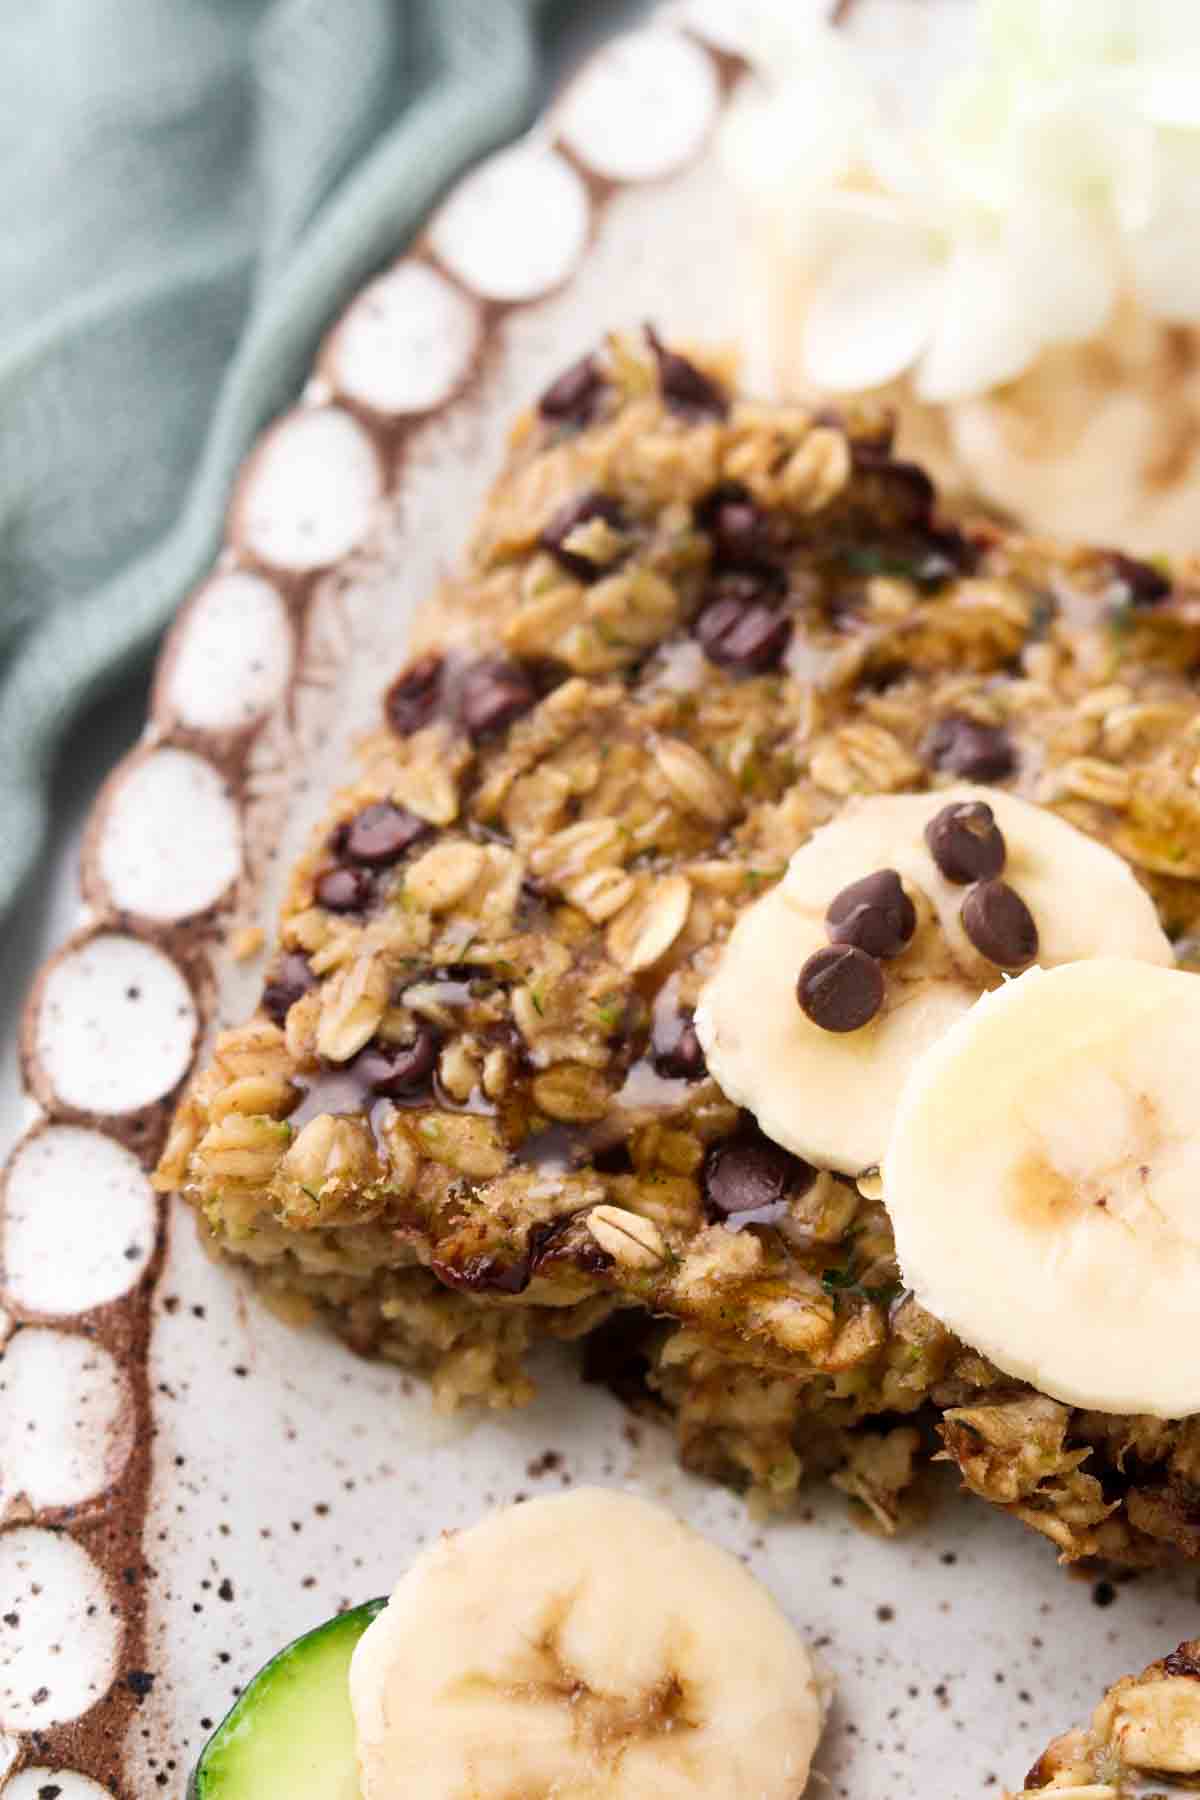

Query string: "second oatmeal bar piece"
[[1011, 1638, 1200, 1795], [157, 334, 1200, 1559]]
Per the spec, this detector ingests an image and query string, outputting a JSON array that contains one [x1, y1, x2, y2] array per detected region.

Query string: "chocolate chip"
[[354, 1026, 440, 1097], [538, 353, 606, 427], [432, 1252, 532, 1296], [702, 1130, 816, 1228], [1107, 550, 1170, 608], [458, 657, 538, 739], [923, 714, 1017, 782], [925, 801, 1006, 884], [826, 869, 916, 959], [385, 652, 444, 737], [853, 446, 936, 528], [908, 526, 978, 588], [961, 879, 1038, 970], [581, 1309, 655, 1407], [695, 572, 792, 672], [261, 953, 315, 1025], [645, 323, 728, 418], [652, 1012, 706, 1081], [797, 944, 884, 1032], [540, 491, 624, 581], [526, 1211, 580, 1271], [695, 482, 767, 565], [1164, 1646, 1200, 1680], [315, 866, 373, 913], [590, 1142, 635, 1176], [340, 802, 430, 867]]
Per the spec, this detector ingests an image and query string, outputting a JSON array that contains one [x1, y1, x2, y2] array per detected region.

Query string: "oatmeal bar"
[[157, 332, 1200, 1564], [1012, 1639, 1200, 1796]]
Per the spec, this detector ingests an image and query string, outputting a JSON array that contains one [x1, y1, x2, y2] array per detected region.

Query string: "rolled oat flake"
[[797, 943, 884, 1032]]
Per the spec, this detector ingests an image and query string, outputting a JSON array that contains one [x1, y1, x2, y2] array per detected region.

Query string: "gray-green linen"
[[0, 0, 587, 915]]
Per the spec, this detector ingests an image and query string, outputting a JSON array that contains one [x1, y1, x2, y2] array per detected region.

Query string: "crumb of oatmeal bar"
[[1012, 1638, 1200, 1795], [156, 332, 1200, 1564]]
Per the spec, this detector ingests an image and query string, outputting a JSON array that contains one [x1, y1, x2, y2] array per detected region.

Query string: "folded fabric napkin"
[[0, 0, 590, 916]]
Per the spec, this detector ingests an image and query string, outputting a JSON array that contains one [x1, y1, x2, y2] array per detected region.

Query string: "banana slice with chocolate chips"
[[695, 787, 1171, 1174]]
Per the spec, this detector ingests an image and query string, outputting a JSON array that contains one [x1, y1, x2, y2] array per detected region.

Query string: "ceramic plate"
[[2, 5, 1194, 1796]]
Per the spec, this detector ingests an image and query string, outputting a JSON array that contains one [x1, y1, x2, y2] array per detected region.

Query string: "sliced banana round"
[[695, 787, 1171, 1175], [885, 958, 1200, 1419], [349, 1487, 826, 1798]]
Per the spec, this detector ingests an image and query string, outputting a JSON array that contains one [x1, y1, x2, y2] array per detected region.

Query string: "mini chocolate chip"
[[354, 1026, 440, 1097], [540, 490, 624, 581], [652, 1012, 706, 1081], [707, 565, 787, 606], [702, 1130, 816, 1228], [526, 1212, 579, 1270], [432, 1252, 532, 1296], [590, 1142, 635, 1176], [909, 525, 979, 588], [853, 446, 936, 527], [315, 866, 373, 913], [826, 869, 916, 959], [695, 590, 791, 672], [341, 802, 430, 867], [458, 657, 538, 739], [695, 482, 767, 565], [1164, 1646, 1200, 1680], [925, 801, 1006, 884], [645, 323, 728, 418], [923, 714, 1017, 782], [581, 1309, 655, 1406], [261, 953, 315, 1025], [384, 652, 444, 737], [538, 353, 606, 427], [797, 944, 884, 1033], [1107, 549, 1170, 608], [961, 879, 1038, 970]]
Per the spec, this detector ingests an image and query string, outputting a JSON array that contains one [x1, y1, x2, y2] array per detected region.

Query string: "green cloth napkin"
[[0, 0, 593, 916]]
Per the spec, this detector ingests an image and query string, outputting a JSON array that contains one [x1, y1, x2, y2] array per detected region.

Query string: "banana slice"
[[349, 1487, 826, 1798], [885, 958, 1200, 1418], [695, 788, 1171, 1174]]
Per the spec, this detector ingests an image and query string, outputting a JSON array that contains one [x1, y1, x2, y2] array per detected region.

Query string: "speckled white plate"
[[2, 5, 1196, 1797]]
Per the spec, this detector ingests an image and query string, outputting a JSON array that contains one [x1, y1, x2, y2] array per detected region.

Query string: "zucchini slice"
[[189, 1598, 385, 1798]]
